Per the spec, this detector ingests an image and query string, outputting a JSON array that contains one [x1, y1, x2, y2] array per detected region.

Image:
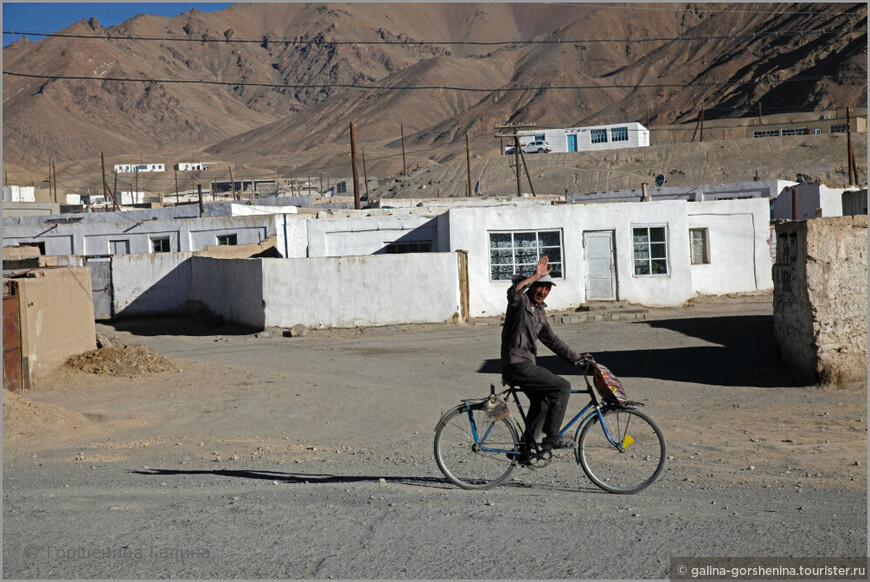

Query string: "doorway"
[[583, 230, 617, 301], [567, 134, 578, 152]]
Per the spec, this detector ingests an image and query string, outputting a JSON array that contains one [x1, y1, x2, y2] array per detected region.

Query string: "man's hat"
[[534, 274, 556, 286]]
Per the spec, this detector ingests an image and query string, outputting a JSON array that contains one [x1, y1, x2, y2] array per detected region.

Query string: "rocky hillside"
[[2, 2, 866, 187]]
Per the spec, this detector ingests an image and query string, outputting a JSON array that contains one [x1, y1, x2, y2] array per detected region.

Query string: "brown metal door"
[[3, 285, 23, 392]]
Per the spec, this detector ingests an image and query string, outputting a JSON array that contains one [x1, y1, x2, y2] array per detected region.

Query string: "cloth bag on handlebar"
[[590, 362, 628, 406]]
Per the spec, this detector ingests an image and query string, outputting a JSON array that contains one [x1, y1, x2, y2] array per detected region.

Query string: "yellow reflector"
[[622, 434, 635, 449]]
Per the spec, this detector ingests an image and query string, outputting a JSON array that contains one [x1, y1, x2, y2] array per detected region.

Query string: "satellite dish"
[[655, 174, 666, 188]]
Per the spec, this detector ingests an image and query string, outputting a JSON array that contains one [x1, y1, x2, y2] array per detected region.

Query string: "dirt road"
[[3, 296, 866, 578]]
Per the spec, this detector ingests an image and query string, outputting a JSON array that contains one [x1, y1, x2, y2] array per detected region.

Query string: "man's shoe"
[[541, 435, 574, 450]]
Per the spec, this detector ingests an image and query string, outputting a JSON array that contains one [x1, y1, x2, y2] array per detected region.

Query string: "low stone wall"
[[773, 216, 867, 384]]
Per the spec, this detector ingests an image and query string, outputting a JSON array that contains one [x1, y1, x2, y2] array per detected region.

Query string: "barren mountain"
[[2, 2, 867, 190]]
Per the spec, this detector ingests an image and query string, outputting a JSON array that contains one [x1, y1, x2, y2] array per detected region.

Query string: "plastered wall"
[[773, 216, 868, 383], [13, 267, 96, 381]]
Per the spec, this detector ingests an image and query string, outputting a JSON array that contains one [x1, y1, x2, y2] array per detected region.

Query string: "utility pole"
[[400, 124, 407, 176], [112, 172, 118, 206], [349, 122, 361, 210], [101, 151, 118, 210], [757, 102, 763, 125], [847, 106, 858, 185], [319, 172, 323, 195], [699, 103, 705, 142], [362, 149, 370, 202], [466, 132, 473, 197], [174, 169, 179, 204], [229, 166, 236, 200], [495, 122, 536, 197], [517, 146, 536, 197], [198, 184, 204, 216]]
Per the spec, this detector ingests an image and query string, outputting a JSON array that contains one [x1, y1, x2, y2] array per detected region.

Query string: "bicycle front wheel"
[[434, 405, 519, 490], [576, 407, 666, 494]]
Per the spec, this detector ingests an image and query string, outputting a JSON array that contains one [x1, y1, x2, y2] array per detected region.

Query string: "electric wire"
[[4, 70, 863, 92], [4, 25, 864, 45]]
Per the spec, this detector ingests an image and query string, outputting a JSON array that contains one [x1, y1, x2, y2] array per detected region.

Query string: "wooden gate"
[[3, 281, 24, 392]]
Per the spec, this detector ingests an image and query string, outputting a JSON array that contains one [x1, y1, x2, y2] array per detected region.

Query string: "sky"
[[2, 2, 234, 46]]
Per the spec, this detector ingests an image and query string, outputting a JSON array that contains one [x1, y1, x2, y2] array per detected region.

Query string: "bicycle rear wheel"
[[434, 405, 519, 490], [576, 407, 666, 494]]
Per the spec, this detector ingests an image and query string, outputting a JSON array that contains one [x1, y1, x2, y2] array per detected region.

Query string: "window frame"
[[631, 225, 669, 276], [781, 127, 808, 136], [150, 236, 171, 253], [610, 126, 629, 142], [753, 129, 780, 138], [109, 239, 130, 255], [216, 234, 238, 246], [590, 129, 608, 144], [384, 241, 432, 254], [488, 229, 564, 282], [689, 228, 710, 265]]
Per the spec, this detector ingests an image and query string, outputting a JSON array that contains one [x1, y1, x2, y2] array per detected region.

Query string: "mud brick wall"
[[773, 216, 868, 384]]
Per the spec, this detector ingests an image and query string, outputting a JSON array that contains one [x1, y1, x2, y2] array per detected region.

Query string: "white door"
[[584, 231, 617, 301]]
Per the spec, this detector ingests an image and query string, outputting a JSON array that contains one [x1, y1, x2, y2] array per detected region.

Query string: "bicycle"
[[433, 356, 666, 493]]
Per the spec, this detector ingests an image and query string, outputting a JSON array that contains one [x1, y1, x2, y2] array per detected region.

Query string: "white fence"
[[189, 253, 463, 329]]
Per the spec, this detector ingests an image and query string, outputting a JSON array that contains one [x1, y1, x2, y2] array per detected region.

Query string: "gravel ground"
[[3, 296, 866, 579]]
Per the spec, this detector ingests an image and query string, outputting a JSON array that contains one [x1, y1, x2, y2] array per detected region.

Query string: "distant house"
[[772, 183, 869, 220], [113, 163, 165, 173], [748, 115, 866, 138], [512, 122, 650, 154], [174, 162, 210, 171]]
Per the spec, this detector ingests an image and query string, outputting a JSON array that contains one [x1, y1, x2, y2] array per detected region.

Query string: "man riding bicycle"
[[501, 255, 587, 461]]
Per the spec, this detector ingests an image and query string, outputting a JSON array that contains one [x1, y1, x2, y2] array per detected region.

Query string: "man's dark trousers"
[[502, 361, 571, 444]]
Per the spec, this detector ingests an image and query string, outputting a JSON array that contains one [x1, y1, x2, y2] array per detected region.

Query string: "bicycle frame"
[[462, 366, 624, 454]]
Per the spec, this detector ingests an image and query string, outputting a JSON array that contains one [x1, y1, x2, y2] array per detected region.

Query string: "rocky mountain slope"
[[2, 3, 866, 191]]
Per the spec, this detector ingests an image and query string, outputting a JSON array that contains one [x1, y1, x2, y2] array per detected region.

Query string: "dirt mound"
[[2, 389, 90, 440], [65, 344, 182, 377]]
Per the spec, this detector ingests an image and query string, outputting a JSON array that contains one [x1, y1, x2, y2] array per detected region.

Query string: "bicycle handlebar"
[[573, 354, 595, 368]]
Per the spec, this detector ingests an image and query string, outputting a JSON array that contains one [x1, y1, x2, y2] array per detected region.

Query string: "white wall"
[[772, 184, 848, 220], [686, 199, 773, 295], [203, 204, 298, 217], [306, 214, 441, 257], [261, 253, 462, 328], [111, 252, 194, 317], [447, 201, 695, 317], [3, 215, 277, 256], [3, 185, 36, 202], [186, 254, 462, 329], [189, 257, 266, 328], [274, 214, 310, 258]]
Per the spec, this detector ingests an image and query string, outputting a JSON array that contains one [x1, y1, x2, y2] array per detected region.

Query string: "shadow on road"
[[132, 468, 604, 494], [478, 314, 805, 388], [104, 316, 259, 338]]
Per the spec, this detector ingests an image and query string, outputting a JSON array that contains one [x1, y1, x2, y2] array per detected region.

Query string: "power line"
[[3, 26, 863, 45], [580, 3, 864, 16], [4, 70, 863, 92]]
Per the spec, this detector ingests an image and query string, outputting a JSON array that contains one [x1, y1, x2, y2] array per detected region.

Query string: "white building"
[[2, 185, 36, 202], [772, 183, 868, 220], [174, 162, 210, 171], [2, 215, 277, 256], [513, 122, 650, 153], [119, 191, 146, 205], [296, 197, 772, 312], [113, 163, 166, 173]]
